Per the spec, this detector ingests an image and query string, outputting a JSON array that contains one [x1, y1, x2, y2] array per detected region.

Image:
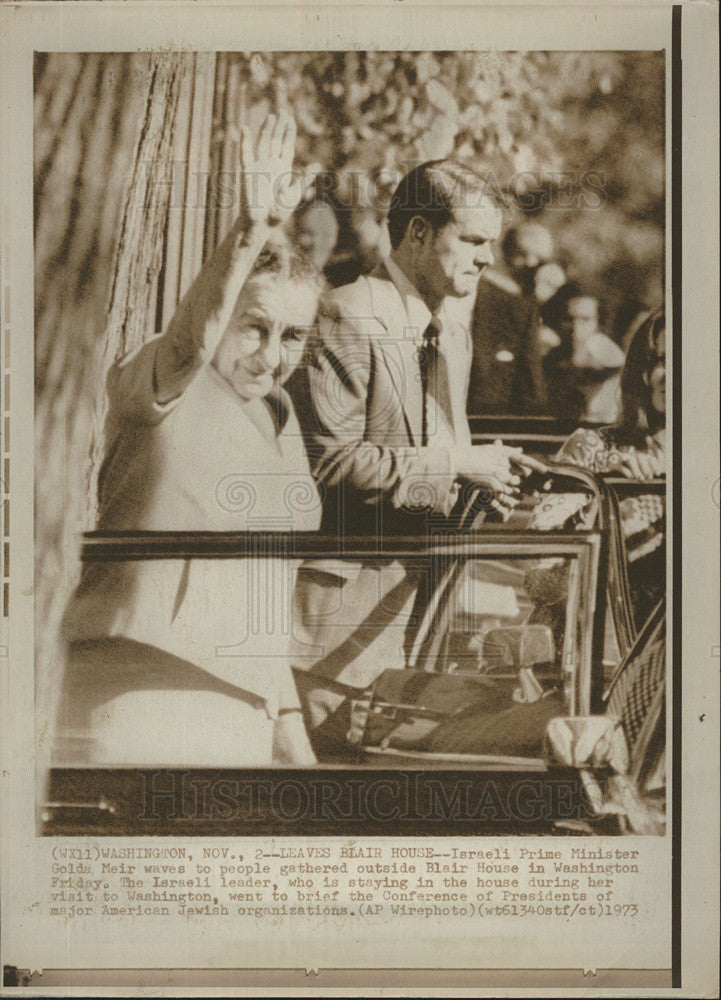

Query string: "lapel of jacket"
[[366, 262, 424, 444]]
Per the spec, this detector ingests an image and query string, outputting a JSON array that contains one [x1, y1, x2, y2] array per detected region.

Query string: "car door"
[[601, 475, 666, 661], [44, 522, 607, 836]]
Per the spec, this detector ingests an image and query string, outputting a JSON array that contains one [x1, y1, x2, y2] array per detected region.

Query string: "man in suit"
[[467, 221, 561, 416], [289, 159, 542, 755]]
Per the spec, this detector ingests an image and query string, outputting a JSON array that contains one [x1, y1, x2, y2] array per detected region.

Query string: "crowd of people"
[[55, 111, 666, 771], [295, 187, 661, 429]]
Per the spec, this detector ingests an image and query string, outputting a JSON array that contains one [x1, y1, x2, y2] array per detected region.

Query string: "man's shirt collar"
[[385, 256, 433, 343]]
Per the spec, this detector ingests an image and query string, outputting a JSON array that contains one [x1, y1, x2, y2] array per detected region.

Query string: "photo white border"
[[0, 2, 718, 993]]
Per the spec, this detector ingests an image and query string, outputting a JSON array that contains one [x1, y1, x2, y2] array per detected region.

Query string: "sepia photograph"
[[2, 0, 719, 991], [33, 47, 668, 837]]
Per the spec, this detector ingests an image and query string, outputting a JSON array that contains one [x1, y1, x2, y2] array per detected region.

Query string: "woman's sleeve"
[[554, 427, 606, 470], [105, 336, 184, 425], [107, 221, 270, 421], [152, 221, 269, 404]]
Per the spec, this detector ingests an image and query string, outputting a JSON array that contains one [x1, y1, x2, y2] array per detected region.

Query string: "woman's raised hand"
[[240, 110, 302, 227]]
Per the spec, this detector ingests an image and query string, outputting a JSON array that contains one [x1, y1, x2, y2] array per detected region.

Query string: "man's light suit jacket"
[[291, 261, 473, 689]]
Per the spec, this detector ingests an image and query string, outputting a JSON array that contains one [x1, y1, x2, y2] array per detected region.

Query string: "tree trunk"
[[34, 52, 215, 776]]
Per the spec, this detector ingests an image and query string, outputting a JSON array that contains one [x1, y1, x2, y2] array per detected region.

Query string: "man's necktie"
[[419, 321, 439, 447], [419, 320, 470, 449]]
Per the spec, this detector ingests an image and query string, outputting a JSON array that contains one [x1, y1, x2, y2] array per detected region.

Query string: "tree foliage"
[[231, 50, 665, 319]]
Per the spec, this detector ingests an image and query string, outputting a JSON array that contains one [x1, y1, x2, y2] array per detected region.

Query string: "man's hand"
[[501, 443, 549, 476], [239, 110, 301, 228], [455, 441, 547, 496]]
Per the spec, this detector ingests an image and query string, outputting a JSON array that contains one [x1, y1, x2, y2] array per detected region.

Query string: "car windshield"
[[69, 531, 601, 769]]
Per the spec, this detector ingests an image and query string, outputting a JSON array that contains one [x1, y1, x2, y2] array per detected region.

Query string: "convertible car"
[[43, 462, 666, 837]]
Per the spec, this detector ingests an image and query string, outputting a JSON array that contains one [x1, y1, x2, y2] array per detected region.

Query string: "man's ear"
[[408, 215, 429, 245]]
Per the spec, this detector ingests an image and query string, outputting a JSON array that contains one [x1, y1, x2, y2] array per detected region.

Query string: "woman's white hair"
[[235, 231, 324, 328]]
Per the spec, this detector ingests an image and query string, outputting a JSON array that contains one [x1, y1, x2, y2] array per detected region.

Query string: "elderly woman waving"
[[57, 113, 322, 767]]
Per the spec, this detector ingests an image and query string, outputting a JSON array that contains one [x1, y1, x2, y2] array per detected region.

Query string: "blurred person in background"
[[57, 112, 321, 768], [350, 203, 393, 272], [292, 197, 340, 285], [321, 203, 394, 288], [532, 260, 566, 358], [286, 198, 339, 397], [523, 310, 665, 668], [533, 260, 567, 306], [505, 221, 557, 297], [541, 280, 625, 423], [466, 220, 563, 416], [293, 195, 393, 290]]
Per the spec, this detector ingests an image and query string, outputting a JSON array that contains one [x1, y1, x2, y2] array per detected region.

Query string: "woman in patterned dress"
[[555, 309, 666, 480], [555, 309, 666, 628]]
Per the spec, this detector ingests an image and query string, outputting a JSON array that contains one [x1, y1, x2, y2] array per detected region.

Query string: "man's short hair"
[[386, 160, 498, 250]]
